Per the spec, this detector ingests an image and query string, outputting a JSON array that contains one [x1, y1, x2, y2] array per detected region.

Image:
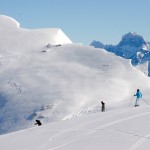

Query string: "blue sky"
[[0, 0, 150, 45]]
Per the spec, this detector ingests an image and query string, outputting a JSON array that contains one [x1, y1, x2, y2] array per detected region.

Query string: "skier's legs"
[[135, 98, 140, 106], [101, 106, 105, 112]]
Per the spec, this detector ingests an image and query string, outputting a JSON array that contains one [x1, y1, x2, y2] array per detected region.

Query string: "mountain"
[[0, 15, 150, 136], [90, 32, 150, 76]]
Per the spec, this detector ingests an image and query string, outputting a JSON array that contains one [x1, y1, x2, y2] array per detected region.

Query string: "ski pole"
[[128, 96, 134, 106], [142, 98, 149, 105]]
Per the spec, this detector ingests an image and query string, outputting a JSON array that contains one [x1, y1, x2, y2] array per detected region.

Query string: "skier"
[[35, 120, 42, 126], [101, 101, 105, 112], [134, 89, 142, 107]]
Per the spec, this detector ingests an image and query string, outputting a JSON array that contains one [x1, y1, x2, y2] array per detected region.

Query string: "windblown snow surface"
[[1, 106, 150, 150], [0, 15, 150, 149]]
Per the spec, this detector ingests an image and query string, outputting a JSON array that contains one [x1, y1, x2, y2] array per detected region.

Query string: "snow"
[[1, 105, 150, 150], [0, 15, 150, 149]]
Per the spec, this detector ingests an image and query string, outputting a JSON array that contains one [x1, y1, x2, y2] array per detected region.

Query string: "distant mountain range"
[[90, 32, 150, 76]]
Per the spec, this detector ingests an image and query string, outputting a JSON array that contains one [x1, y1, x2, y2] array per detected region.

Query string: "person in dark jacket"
[[101, 101, 105, 112], [35, 120, 42, 126]]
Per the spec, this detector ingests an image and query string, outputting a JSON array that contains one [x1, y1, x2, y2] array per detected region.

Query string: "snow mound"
[[0, 15, 20, 28], [0, 15, 72, 53]]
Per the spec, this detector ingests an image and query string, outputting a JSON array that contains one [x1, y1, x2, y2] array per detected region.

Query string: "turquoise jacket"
[[135, 91, 142, 98]]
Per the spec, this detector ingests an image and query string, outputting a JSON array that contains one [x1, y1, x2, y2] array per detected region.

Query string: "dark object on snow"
[[101, 101, 105, 112], [42, 50, 47, 53], [46, 43, 61, 48], [47, 43, 51, 48], [35, 120, 42, 126], [55, 44, 61, 47]]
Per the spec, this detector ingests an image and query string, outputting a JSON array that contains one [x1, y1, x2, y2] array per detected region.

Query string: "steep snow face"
[[91, 32, 150, 75], [0, 15, 150, 135], [0, 15, 72, 134]]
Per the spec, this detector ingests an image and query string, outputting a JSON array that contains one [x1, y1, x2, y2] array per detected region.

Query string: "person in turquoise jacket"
[[134, 89, 142, 107]]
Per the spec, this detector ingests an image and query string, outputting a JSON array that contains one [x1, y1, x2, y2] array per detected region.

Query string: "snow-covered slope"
[[1, 105, 150, 150], [90, 32, 150, 76], [0, 15, 150, 136], [0, 15, 73, 134]]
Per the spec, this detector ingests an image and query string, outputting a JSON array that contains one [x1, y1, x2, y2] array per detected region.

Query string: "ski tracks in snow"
[[48, 109, 122, 142], [48, 108, 135, 142], [47, 110, 150, 150], [128, 133, 150, 150]]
